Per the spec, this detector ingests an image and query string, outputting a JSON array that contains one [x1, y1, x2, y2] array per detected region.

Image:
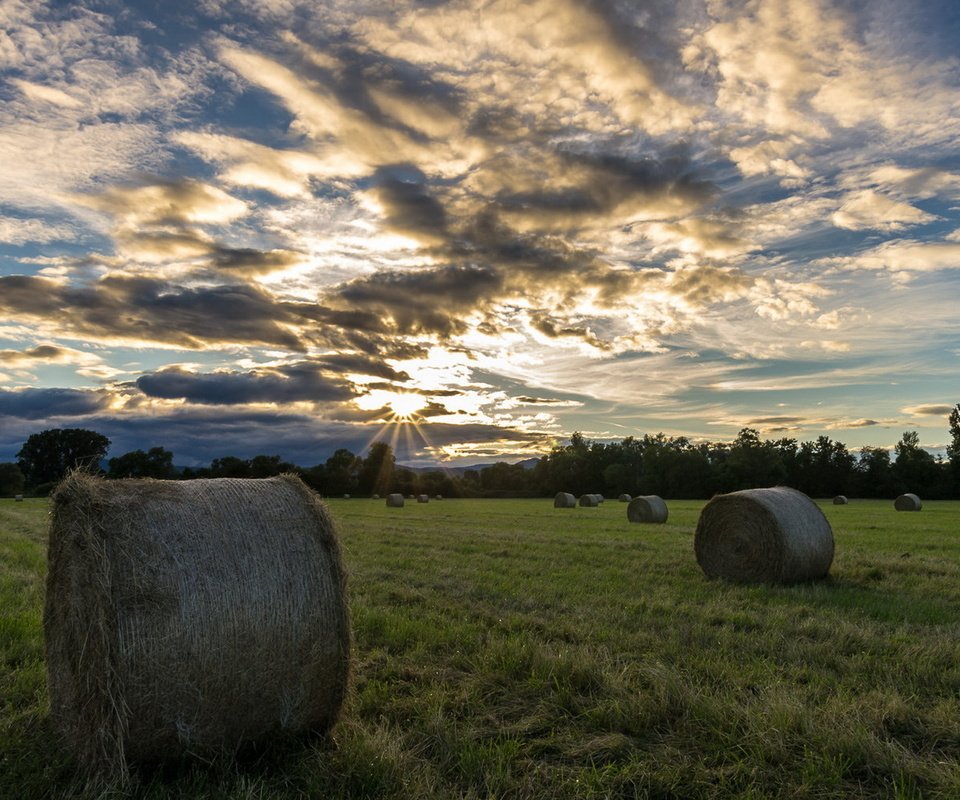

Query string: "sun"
[[386, 392, 427, 420]]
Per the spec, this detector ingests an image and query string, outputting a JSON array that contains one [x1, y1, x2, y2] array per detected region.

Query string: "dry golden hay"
[[832, 495, 848, 505], [618, 493, 632, 502], [385, 493, 404, 507], [554, 492, 576, 508], [694, 486, 834, 584], [894, 493, 922, 511], [417, 494, 429, 503], [579, 494, 601, 507], [627, 495, 668, 524], [44, 473, 350, 777]]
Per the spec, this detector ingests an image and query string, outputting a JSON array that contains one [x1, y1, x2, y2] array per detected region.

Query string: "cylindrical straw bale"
[[372, 494, 380, 500], [694, 486, 834, 584], [618, 493, 631, 502], [832, 495, 848, 505], [14, 494, 23, 502], [417, 494, 429, 503], [44, 473, 350, 775], [385, 493, 404, 507], [342, 493, 351, 499], [894, 493, 922, 511], [554, 492, 576, 508], [579, 494, 600, 507], [627, 495, 668, 524], [435, 494, 443, 500]]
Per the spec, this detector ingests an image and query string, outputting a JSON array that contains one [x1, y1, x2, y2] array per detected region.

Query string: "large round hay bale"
[[627, 495, 668, 524], [44, 473, 350, 775], [417, 494, 429, 503], [14, 494, 23, 502], [554, 492, 576, 508], [579, 494, 600, 507], [694, 486, 834, 584], [618, 493, 631, 502], [832, 495, 848, 505], [894, 493, 922, 511], [435, 494, 443, 500], [385, 493, 404, 507], [372, 493, 380, 500]]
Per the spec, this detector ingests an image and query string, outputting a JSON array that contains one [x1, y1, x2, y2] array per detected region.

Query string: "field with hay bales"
[[2, 495, 960, 798]]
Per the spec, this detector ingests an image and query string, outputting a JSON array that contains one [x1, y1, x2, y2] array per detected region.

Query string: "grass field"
[[2, 495, 959, 799]]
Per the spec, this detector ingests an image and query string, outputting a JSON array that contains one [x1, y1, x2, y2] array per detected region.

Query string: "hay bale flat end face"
[[386, 493, 404, 507], [694, 486, 834, 584], [627, 495, 668, 524], [832, 495, 848, 505], [554, 492, 576, 508], [894, 493, 922, 511], [44, 473, 350, 775]]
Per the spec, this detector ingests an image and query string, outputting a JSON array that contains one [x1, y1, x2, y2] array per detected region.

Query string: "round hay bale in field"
[[372, 493, 380, 500], [417, 494, 429, 503], [627, 495, 668, 524], [342, 493, 351, 499], [832, 495, 848, 505], [14, 494, 23, 502], [554, 492, 576, 508], [894, 493, 922, 511], [618, 493, 631, 502], [385, 493, 404, 507], [579, 494, 600, 507], [694, 486, 834, 584], [44, 473, 350, 776], [435, 494, 443, 500]]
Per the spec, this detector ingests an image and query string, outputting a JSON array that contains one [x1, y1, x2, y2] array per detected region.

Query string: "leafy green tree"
[[248, 454, 296, 478], [0, 462, 25, 495], [721, 428, 786, 491], [17, 428, 110, 487], [854, 447, 897, 498], [324, 448, 360, 495], [947, 405, 960, 496], [209, 456, 251, 478], [107, 446, 176, 479], [893, 430, 941, 497]]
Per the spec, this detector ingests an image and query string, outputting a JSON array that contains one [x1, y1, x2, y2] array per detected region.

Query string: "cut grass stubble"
[[2, 497, 960, 798]]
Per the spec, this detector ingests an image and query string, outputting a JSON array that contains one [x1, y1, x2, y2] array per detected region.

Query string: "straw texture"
[[694, 486, 834, 584], [386, 493, 405, 507], [627, 495, 668, 524], [832, 495, 848, 505], [14, 494, 23, 501], [44, 473, 350, 776], [417, 494, 429, 503], [554, 492, 576, 508], [579, 494, 600, 507], [894, 493, 922, 511]]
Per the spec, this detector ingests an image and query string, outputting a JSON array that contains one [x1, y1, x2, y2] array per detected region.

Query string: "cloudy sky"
[[1, 0, 959, 467]]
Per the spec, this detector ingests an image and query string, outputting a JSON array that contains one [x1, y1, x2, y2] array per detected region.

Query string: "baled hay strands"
[[832, 495, 848, 505], [894, 493, 922, 511], [579, 494, 601, 507], [627, 495, 668, 524], [15, 494, 23, 501], [386, 493, 404, 507], [618, 494, 632, 502], [44, 473, 350, 775], [694, 486, 834, 584], [417, 494, 429, 503], [554, 492, 576, 508]]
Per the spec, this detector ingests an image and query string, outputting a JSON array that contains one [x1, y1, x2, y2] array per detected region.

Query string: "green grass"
[[2, 496, 960, 798]]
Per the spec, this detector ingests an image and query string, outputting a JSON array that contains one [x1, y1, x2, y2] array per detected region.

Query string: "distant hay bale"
[[894, 493, 922, 511], [579, 494, 600, 507], [44, 473, 350, 776], [372, 494, 380, 500], [627, 495, 668, 524], [14, 494, 23, 502], [694, 486, 834, 584], [343, 493, 351, 499], [417, 494, 429, 503], [385, 493, 404, 507], [435, 494, 443, 500], [618, 494, 631, 502], [554, 492, 576, 508], [832, 495, 848, 505]]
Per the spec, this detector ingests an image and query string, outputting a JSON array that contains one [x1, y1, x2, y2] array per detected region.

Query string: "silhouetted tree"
[[108, 446, 176, 479], [324, 448, 359, 495], [893, 430, 941, 497], [0, 462, 25, 496], [358, 442, 395, 495], [17, 428, 110, 487]]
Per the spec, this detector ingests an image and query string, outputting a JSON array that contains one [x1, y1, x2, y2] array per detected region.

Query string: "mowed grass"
[[2, 496, 960, 799]]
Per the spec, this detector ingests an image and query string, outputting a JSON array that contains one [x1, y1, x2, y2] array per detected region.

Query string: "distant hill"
[[398, 458, 541, 476]]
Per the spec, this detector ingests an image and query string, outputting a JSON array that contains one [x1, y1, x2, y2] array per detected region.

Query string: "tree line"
[[3, 404, 960, 499]]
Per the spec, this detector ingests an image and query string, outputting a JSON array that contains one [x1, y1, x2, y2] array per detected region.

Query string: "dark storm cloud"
[[0, 388, 109, 419], [209, 245, 302, 274], [0, 275, 308, 350], [371, 164, 447, 240], [136, 363, 355, 405]]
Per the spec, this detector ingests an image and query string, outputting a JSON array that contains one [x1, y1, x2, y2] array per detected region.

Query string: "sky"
[[1, 0, 959, 468]]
